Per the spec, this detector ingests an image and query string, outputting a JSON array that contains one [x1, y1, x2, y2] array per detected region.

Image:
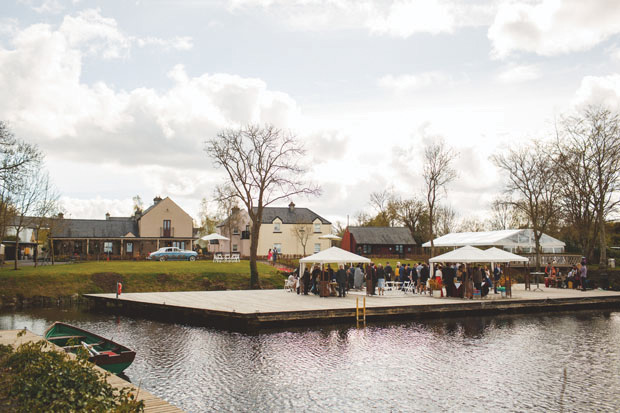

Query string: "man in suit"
[[336, 264, 347, 297]]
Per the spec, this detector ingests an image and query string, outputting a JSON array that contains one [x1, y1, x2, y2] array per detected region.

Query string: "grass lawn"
[[0, 260, 285, 299]]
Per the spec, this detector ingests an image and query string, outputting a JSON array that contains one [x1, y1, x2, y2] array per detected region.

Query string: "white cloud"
[[378, 72, 452, 92], [497, 64, 541, 83], [0, 13, 299, 171], [229, 0, 497, 36], [60, 196, 134, 219], [573, 74, 620, 111], [136, 36, 194, 51], [19, 0, 65, 14], [489, 0, 620, 59]]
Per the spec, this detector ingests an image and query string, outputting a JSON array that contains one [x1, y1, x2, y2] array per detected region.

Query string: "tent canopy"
[[300, 246, 370, 264], [429, 245, 490, 263], [422, 229, 565, 251], [200, 233, 229, 241], [483, 247, 529, 263]]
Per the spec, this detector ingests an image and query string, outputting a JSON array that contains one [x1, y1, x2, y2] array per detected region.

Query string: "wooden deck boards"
[[85, 285, 620, 330], [0, 330, 184, 413], [86, 284, 620, 313]]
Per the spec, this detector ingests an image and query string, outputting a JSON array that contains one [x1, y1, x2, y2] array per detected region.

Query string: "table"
[[530, 272, 545, 292]]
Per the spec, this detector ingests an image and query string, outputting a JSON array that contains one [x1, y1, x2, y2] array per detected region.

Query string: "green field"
[[0, 260, 285, 299]]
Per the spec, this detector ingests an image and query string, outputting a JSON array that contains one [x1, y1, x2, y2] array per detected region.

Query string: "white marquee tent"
[[422, 229, 565, 253], [429, 245, 490, 263], [299, 246, 370, 269], [483, 247, 529, 263]]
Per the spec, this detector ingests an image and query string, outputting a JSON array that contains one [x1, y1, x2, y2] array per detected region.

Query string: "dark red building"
[[341, 226, 417, 257]]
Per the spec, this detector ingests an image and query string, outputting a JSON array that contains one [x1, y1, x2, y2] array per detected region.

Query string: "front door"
[[163, 220, 171, 237]]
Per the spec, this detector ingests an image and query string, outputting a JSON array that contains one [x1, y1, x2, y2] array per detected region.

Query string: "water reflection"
[[1, 308, 619, 412]]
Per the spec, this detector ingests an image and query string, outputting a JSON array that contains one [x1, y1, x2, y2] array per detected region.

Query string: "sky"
[[1, 0, 620, 227]]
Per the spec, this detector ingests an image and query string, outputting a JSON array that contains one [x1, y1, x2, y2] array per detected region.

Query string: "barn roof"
[[348, 227, 416, 245]]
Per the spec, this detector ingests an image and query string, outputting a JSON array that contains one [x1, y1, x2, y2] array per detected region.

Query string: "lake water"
[[1, 307, 619, 412]]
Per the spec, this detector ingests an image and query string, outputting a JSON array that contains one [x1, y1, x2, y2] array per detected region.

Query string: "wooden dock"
[[85, 284, 620, 331], [0, 330, 184, 413]]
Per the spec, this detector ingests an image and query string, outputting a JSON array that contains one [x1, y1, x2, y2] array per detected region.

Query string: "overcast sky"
[[1, 0, 619, 226]]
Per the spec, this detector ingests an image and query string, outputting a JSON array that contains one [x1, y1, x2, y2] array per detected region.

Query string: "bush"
[[0, 331, 143, 412]]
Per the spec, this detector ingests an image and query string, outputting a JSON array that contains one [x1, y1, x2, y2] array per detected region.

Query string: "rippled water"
[[1, 307, 619, 412]]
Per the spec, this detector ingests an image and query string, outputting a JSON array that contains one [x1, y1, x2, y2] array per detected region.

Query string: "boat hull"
[[44, 322, 136, 374]]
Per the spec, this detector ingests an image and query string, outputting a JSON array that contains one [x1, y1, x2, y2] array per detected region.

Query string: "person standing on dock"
[[302, 267, 310, 295], [376, 264, 386, 296], [336, 265, 347, 297]]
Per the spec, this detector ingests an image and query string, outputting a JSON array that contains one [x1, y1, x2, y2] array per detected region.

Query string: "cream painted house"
[[216, 202, 332, 257]]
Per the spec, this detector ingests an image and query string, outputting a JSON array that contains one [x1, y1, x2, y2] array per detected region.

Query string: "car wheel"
[[159, 256, 167, 262], [189, 256, 196, 262]]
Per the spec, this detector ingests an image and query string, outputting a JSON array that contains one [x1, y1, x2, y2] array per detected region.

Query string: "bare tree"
[[0, 123, 42, 261], [458, 216, 489, 232], [291, 222, 312, 255], [489, 197, 526, 230], [394, 197, 427, 243], [368, 189, 398, 226], [214, 185, 241, 254], [206, 124, 320, 288], [30, 174, 60, 267], [560, 106, 620, 267], [423, 139, 458, 255], [196, 197, 218, 237], [132, 195, 144, 215], [434, 205, 458, 237], [12, 168, 52, 270], [492, 141, 562, 270]]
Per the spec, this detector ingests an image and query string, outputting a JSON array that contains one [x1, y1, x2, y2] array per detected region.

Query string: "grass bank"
[[0, 260, 285, 306]]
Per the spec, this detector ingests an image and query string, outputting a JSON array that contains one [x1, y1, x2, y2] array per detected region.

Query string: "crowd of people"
[[285, 261, 503, 298], [285, 258, 590, 298], [544, 259, 588, 290]]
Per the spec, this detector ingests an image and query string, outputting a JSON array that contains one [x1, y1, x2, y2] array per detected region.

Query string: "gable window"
[[314, 243, 321, 253], [163, 219, 171, 237], [232, 227, 239, 235], [273, 222, 281, 233], [126, 242, 133, 253], [104, 242, 113, 253], [314, 222, 321, 233]]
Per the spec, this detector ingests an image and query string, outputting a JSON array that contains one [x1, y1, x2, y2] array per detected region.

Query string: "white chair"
[[231, 253, 240, 263], [403, 281, 414, 294], [213, 253, 223, 263], [223, 254, 231, 263]]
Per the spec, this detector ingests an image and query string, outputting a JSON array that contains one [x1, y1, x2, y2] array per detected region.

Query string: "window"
[[314, 222, 321, 233], [173, 241, 185, 250], [363, 245, 372, 254], [232, 244, 238, 252], [395, 245, 403, 254], [126, 242, 133, 253], [273, 222, 281, 232], [232, 227, 239, 235], [274, 243, 282, 253], [104, 242, 113, 253], [245, 225, 250, 232], [314, 243, 321, 253]]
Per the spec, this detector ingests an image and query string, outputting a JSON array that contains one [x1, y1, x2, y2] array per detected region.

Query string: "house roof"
[[53, 218, 138, 239], [348, 227, 416, 245], [421, 229, 566, 248], [255, 207, 331, 225]]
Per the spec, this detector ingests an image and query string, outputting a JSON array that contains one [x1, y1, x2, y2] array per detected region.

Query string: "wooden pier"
[[0, 330, 184, 413], [85, 285, 620, 331]]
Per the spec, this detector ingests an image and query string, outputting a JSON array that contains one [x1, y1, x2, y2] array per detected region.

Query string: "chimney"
[[57, 212, 64, 219], [289, 202, 295, 212], [105, 212, 110, 220], [153, 196, 163, 205], [231, 206, 240, 215]]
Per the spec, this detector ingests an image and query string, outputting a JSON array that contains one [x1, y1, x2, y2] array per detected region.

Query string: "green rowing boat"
[[44, 322, 136, 374]]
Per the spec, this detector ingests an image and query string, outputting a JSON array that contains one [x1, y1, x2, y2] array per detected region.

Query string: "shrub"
[[0, 331, 143, 412]]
